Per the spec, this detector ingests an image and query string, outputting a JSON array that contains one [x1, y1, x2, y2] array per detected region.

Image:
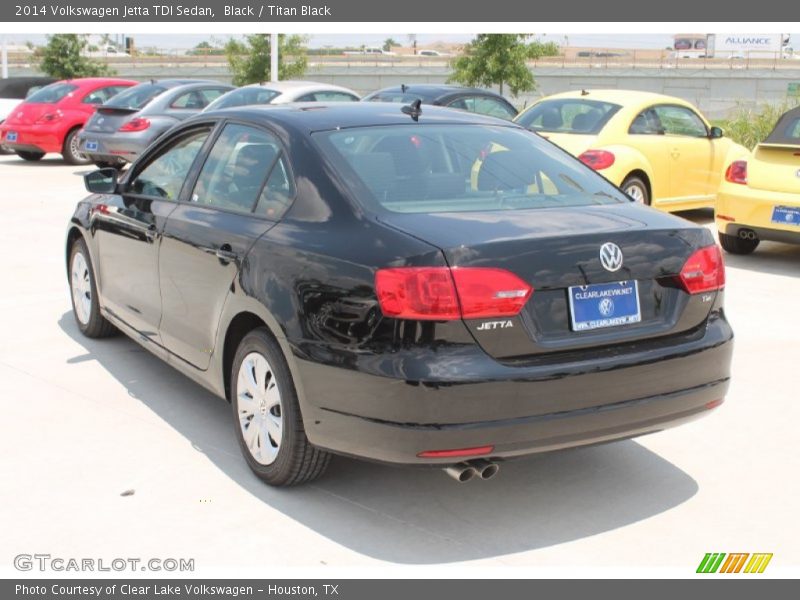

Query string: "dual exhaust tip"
[[739, 229, 758, 241], [444, 458, 500, 483]]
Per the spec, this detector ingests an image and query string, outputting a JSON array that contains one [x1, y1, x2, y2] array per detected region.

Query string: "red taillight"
[[725, 160, 747, 185], [35, 111, 62, 124], [578, 149, 615, 170], [375, 267, 532, 320], [418, 445, 494, 459], [677, 245, 725, 294], [705, 399, 724, 410], [118, 117, 150, 132]]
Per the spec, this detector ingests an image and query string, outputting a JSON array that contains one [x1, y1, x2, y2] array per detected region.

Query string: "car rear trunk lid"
[[747, 145, 800, 194]]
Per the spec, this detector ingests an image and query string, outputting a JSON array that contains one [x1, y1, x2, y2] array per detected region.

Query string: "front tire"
[[17, 150, 44, 162], [719, 231, 759, 255], [622, 175, 650, 206], [69, 238, 117, 338], [231, 328, 331, 486], [63, 128, 92, 165]]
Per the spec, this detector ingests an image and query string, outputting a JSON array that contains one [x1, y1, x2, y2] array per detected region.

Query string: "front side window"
[[448, 96, 517, 120], [206, 88, 281, 111], [25, 82, 78, 104], [652, 105, 708, 138], [315, 124, 627, 214], [787, 118, 800, 140], [171, 90, 209, 110], [128, 129, 210, 200], [517, 99, 621, 134], [191, 123, 292, 217]]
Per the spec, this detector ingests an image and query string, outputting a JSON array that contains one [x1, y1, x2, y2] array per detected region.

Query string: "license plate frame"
[[5, 131, 18, 143], [771, 206, 800, 227], [568, 280, 642, 332], [85, 140, 99, 152]]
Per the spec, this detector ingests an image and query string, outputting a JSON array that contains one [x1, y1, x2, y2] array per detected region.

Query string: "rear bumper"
[[77, 130, 150, 162], [0, 123, 63, 153], [716, 185, 800, 243], [297, 312, 733, 465]]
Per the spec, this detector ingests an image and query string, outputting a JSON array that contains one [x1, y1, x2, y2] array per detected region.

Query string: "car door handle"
[[670, 148, 681, 159], [215, 246, 240, 263]]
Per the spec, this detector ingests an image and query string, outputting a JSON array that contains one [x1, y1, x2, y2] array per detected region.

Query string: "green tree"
[[224, 34, 308, 86], [383, 38, 399, 52], [448, 34, 559, 97], [34, 34, 114, 79]]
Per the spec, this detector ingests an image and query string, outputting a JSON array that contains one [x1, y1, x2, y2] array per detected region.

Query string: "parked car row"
[[2, 76, 798, 254]]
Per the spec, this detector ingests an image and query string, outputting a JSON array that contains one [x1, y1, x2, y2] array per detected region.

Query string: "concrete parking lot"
[[0, 152, 798, 576]]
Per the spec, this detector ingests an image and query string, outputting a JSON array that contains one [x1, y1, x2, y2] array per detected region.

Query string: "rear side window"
[[171, 90, 209, 109], [365, 92, 425, 104], [25, 83, 78, 104], [128, 129, 210, 200], [82, 85, 128, 105], [315, 124, 627, 214], [517, 99, 621, 134], [298, 91, 359, 102], [207, 88, 280, 110], [105, 84, 166, 109], [191, 123, 293, 218]]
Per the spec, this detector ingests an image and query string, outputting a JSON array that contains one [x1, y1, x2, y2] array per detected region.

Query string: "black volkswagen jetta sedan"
[[66, 102, 732, 486]]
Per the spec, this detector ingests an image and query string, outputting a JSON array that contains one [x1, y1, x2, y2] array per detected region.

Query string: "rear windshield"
[[104, 84, 166, 109], [517, 99, 621, 134], [25, 82, 78, 104], [314, 124, 627, 214], [206, 87, 280, 110]]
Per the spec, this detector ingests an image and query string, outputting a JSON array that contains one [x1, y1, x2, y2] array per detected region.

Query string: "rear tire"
[[62, 128, 91, 165], [17, 150, 44, 162], [621, 175, 650, 206], [231, 328, 331, 487], [69, 238, 117, 338], [719, 232, 759, 255]]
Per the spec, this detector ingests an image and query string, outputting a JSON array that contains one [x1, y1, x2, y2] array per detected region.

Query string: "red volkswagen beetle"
[[0, 77, 137, 164]]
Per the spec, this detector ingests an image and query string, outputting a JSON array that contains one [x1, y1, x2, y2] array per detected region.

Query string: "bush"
[[717, 99, 799, 150]]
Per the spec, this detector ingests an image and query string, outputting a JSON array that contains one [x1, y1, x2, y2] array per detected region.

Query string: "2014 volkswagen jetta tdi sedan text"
[[66, 103, 732, 486]]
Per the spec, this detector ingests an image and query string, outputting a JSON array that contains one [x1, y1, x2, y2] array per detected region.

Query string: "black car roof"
[[366, 84, 506, 102], [201, 101, 524, 133], [763, 105, 800, 145], [0, 76, 56, 99]]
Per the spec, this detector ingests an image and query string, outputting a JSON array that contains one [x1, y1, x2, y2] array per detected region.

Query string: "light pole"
[[271, 33, 279, 82]]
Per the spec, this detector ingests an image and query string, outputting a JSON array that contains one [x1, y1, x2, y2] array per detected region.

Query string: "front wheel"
[[621, 175, 650, 206], [63, 128, 92, 165], [231, 328, 331, 486], [69, 238, 117, 338], [719, 231, 759, 255]]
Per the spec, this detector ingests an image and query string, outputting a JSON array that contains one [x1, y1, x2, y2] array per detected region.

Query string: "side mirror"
[[84, 168, 118, 194], [709, 126, 724, 139]]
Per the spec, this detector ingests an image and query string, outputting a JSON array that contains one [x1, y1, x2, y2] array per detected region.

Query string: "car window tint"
[[312, 91, 359, 102], [82, 86, 124, 105], [200, 88, 226, 104], [785, 118, 800, 140], [254, 156, 295, 219], [104, 84, 166, 109], [191, 123, 283, 214], [366, 92, 425, 104], [25, 82, 78, 104], [517, 99, 622, 134], [652, 105, 708, 138], [207, 88, 280, 110], [450, 96, 516, 120], [629, 108, 665, 135], [129, 129, 210, 200], [316, 124, 628, 214], [171, 90, 208, 109]]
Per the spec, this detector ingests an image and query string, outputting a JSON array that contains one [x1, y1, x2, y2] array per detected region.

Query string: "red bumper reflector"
[[417, 445, 494, 459], [705, 399, 724, 410], [716, 214, 736, 222]]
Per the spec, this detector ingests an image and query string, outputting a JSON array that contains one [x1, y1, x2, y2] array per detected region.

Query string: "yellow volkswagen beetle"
[[515, 90, 748, 211], [715, 105, 800, 254]]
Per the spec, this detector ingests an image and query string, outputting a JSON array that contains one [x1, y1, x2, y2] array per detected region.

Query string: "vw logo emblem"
[[599, 298, 615, 317], [599, 242, 624, 272], [796, 169, 800, 178]]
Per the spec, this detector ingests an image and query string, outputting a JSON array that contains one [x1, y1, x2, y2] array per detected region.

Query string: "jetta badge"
[[599, 242, 624, 272]]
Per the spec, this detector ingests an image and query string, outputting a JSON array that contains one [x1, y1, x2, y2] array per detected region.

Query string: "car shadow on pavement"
[[59, 312, 698, 564], [0, 156, 68, 167], [723, 241, 800, 277]]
